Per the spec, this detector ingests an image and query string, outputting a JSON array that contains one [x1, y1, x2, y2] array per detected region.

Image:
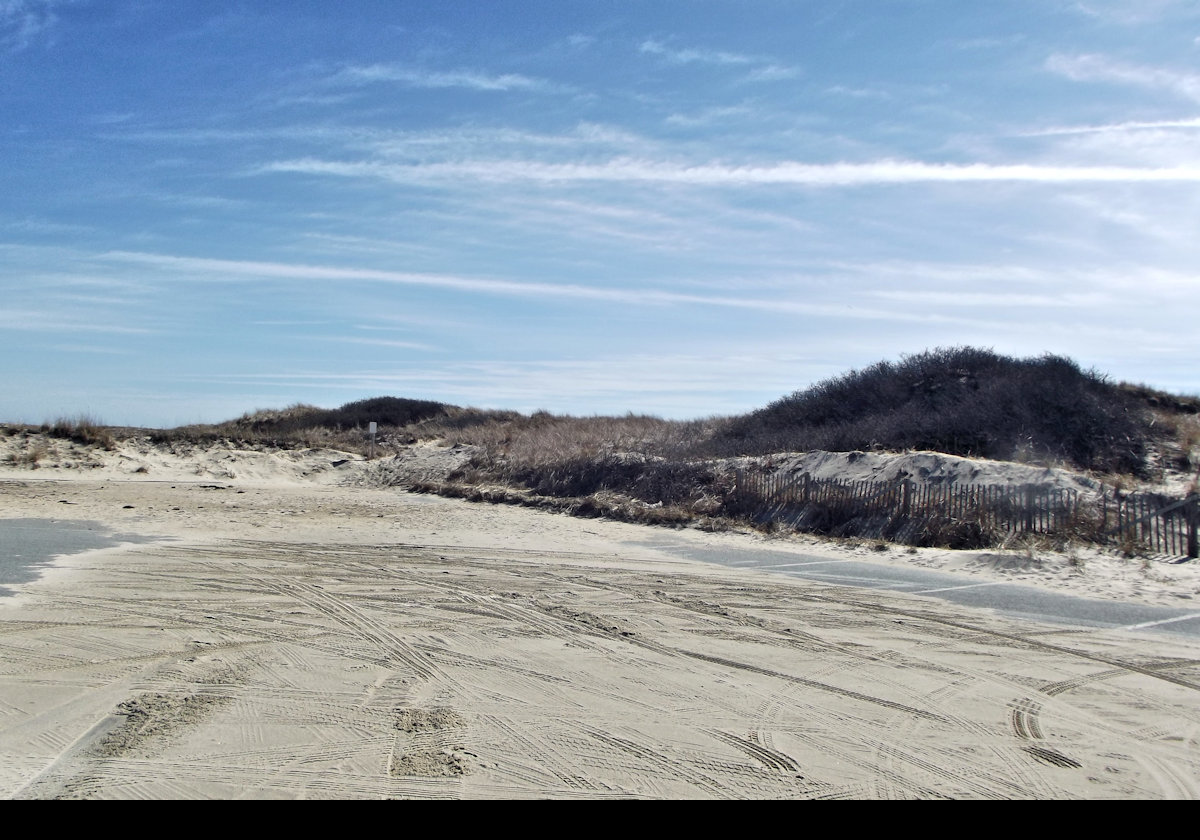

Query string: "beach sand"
[[2, 448, 1199, 798]]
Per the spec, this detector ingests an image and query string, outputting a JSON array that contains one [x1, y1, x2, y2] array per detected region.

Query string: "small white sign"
[[368, 422, 378, 435]]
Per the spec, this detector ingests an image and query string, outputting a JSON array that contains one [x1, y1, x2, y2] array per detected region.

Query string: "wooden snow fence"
[[732, 470, 1198, 558], [1100, 487, 1200, 559]]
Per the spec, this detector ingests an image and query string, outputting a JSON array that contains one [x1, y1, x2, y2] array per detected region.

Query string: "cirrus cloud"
[[1047, 53, 1200, 102], [261, 156, 1200, 186], [334, 63, 558, 92]]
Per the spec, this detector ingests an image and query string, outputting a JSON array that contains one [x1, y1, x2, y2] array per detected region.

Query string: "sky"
[[3, 1, 1200, 427]]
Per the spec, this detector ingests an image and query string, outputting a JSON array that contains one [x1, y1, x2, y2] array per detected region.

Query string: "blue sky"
[[3, 1, 1200, 427]]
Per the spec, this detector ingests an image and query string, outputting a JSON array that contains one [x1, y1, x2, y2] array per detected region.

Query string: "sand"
[[2, 440, 1199, 798]]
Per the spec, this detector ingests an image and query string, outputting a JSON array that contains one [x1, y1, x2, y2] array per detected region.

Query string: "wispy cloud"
[[97, 249, 791, 312], [664, 105, 753, 127], [47, 343, 133, 355], [1070, 0, 1194, 25], [639, 38, 755, 66], [826, 258, 1200, 303], [639, 38, 800, 81], [319, 336, 437, 352], [744, 64, 801, 82], [361, 123, 649, 159], [1, 215, 94, 235], [1037, 124, 1200, 168], [176, 351, 843, 417], [262, 156, 1200, 186], [0, 0, 67, 51], [943, 34, 1027, 51], [1009, 111, 1200, 169], [868, 290, 1104, 308], [108, 120, 656, 167], [0, 307, 153, 334], [823, 84, 892, 99], [102, 250, 579, 298], [1022, 116, 1200, 136], [97, 250, 988, 327], [335, 64, 556, 92], [1047, 54, 1200, 102]]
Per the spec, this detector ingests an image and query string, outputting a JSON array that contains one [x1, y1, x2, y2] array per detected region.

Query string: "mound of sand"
[[738, 449, 1103, 494], [348, 441, 482, 487], [0, 430, 363, 485]]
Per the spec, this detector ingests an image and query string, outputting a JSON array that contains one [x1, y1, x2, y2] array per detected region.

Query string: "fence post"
[[901, 480, 912, 518], [1188, 495, 1198, 560], [1023, 483, 1036, 533], [1100, 483, 1107, 533]]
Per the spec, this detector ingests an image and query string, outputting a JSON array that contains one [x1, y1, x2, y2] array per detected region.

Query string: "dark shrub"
[[709, 347, 1152, 475], [321, 397, 447, 429], [508, 455, 716, 506]]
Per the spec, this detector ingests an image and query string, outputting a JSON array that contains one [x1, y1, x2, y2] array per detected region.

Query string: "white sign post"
[[368, 421, 377, 460]]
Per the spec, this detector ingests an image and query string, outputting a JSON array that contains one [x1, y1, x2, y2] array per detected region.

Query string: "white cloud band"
[[263, 156, 1200, 186]]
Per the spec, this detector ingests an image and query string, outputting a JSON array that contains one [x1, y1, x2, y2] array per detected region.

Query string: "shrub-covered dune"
[[706, 347, 1197, 477]]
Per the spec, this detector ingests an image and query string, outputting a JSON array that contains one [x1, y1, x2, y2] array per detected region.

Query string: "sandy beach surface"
[[2, 447, 1200, 798]]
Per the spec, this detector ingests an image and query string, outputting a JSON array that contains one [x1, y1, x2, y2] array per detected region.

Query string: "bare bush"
[[48, 414, 115, 450], [6, 440, 49, 467]]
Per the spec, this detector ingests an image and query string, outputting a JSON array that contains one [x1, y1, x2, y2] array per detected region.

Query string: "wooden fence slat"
[[731, 469, 1193, 558]]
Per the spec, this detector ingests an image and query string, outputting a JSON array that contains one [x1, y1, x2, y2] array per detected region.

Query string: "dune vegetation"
[[8, 347, 1199, 548]]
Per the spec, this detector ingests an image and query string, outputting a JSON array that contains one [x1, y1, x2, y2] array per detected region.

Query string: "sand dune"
[[1, 441, 1199, 798]]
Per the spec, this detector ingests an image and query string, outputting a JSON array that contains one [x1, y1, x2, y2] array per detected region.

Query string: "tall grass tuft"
[[48, 414, 115, 450]]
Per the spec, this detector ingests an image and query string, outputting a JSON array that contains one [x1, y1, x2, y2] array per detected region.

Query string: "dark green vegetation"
[[154, 397, 452, 446], [709, 347, 1198, 476]]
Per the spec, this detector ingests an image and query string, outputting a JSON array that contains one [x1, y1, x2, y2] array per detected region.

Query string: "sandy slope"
[[5, 431, 1199, 607], [1, 441, 1199, 798], [752, 448, 1106, 493]]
